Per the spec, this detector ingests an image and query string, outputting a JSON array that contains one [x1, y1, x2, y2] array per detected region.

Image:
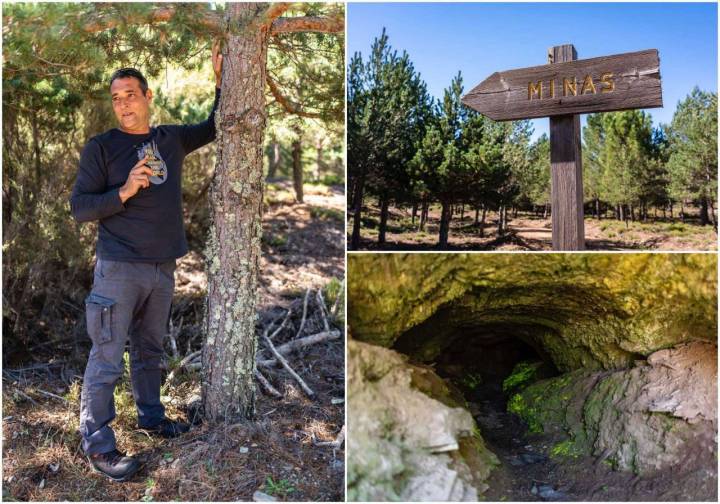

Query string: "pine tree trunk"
[[480, 206, 487, 238], [460, 204, 464, 223], [420, 198, 428, 231], [292, 136, 303, 203], [351, 173, 364, 249], [497, 205, 505, 236], [700, 198, 709, 226], [595, 198, 600, 220], [411, 201, 418, 226], [378, 197, 389, 244], [315, 138, 324, 180], [203, 2, 269, 422], [267, 140, 280, 179], [474, 207, 479, 225], [708, 199, 717, 229], [438, 201, 452, 248]]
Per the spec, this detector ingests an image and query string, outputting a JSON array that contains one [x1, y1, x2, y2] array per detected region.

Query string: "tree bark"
[[419, 198, 428, 231], [350, 173, 364, 249], [438, 201, 452, 248], [378, 196, 389, 245], [479, 206, 487, 237], [708, 198, 717, 229], [202, 2, 270, 422], [411, 201, 418, 226], [700, 197, 709, 226], [497, 205, 505, 236], [267, 139, 280, 179], [292, 134, 303, 203]]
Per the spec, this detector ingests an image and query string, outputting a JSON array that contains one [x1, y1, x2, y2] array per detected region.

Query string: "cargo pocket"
[[85, 293, 116, 344]]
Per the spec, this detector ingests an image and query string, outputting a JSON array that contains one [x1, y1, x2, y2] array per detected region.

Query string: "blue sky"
[[348, 2, 718, 141]]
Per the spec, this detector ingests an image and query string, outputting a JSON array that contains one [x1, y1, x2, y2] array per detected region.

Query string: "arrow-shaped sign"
[[462, 49, 662, 121]]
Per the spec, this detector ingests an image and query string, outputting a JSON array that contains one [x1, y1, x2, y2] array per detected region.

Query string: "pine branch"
[[262, 3, 292, 25], [270, 15, 344, 35], [266, 75, 324, 119], [82, 6, 221, 34]]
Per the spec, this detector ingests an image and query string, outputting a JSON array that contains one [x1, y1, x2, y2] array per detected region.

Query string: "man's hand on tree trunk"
[[212, 40, 223, 88]]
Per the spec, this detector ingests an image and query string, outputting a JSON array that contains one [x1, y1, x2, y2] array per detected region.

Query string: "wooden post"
[[549, 44, 584, 250]]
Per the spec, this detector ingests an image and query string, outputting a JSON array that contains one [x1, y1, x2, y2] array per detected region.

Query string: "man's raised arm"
[[179, 41, 223, 155]]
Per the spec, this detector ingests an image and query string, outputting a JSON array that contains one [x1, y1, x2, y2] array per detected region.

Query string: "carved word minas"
[[528, 73, 614, 100]]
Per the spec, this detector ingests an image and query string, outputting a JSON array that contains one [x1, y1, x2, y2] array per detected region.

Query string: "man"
[[70, 45, 223, 482]]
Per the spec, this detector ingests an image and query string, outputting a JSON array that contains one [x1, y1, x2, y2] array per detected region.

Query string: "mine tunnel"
[[347, 254, 718, 502]]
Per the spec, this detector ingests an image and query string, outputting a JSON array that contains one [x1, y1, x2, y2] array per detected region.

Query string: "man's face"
[[110, 77, 153, 133]]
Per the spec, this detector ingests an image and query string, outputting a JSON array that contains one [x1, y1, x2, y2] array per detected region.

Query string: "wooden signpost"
[[462, 45, 663, 250]]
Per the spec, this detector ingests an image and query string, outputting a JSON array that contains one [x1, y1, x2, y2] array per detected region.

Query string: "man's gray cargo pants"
[[79, 258, 175, 455]]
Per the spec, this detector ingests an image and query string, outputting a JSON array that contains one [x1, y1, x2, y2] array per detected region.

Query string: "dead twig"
[[331, 279, 344, 319], [316, 289, 331, 332], [254, 369, 282, 398], [261, 334, 315, 398], [34, 388, 68, 403], [257, 330, 341, 367], [314, 424, 345, 448], [295, 288, 311, 338], [168, 315, 183, 360], [268, 309, 291, 341], [11, 387, 38, 405], [165, 350, 202, 385]]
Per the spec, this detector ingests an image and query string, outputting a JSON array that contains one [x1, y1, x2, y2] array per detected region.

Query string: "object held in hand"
[[138, 141, 167, 185]]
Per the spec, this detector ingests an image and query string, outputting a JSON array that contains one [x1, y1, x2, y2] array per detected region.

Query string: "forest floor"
[[2, 181, 346, 502], [352, 203, 717, 251]]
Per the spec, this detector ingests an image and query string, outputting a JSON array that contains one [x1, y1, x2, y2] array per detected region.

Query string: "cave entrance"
[[393, 317, 565, 499], [395, 316, 559, 395]]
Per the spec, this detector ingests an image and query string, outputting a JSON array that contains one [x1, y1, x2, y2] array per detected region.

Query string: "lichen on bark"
[[201, 2, 269, 422]]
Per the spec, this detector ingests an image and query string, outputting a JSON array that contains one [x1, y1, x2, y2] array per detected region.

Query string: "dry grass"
[[352, 201, 717, 251]]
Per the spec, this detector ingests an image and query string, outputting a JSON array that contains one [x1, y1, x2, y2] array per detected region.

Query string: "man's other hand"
[[119, 155, 153, 203], [212, 41, 223, 88]]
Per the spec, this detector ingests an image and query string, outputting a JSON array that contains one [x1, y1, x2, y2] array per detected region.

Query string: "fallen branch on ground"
[[257, 330, 341, 367], [254, 369, 282, 398], [261, 334, 315, 398], [314, 424, 345, 448], [165, 350, 202, 385]]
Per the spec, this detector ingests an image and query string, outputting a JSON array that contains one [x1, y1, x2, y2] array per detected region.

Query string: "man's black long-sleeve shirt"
[[70, 88, 220, 263]]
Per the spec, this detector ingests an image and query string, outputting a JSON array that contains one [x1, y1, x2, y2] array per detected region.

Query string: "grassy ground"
[[350, 202, 717, 251], [2, 181, 346, 502]]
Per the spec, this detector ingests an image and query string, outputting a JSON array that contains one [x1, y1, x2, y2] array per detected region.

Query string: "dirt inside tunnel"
[[391, 319, 718, 502]]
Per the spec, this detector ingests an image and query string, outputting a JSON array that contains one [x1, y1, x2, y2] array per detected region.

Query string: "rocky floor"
[[462, 377, 717, 502]]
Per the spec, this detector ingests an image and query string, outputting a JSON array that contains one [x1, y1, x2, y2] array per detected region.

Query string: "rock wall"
[[347, 339, 499, 501], [509, 341, 717, 475], [348, 254, 716, 371]]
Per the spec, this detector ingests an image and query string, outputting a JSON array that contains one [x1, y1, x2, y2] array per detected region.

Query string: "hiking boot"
[[87, 449, 140, 482], [142, 418, 190, 438]]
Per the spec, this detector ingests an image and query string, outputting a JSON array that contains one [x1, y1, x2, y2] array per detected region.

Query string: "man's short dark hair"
[[109, 68, 149, 95]]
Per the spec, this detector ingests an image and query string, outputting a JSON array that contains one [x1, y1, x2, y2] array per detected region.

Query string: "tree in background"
[[2, 2, 344, 421], [583, 110, 661, 222], [347, 29, 431, 248], [666, 87, 718, 227]]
